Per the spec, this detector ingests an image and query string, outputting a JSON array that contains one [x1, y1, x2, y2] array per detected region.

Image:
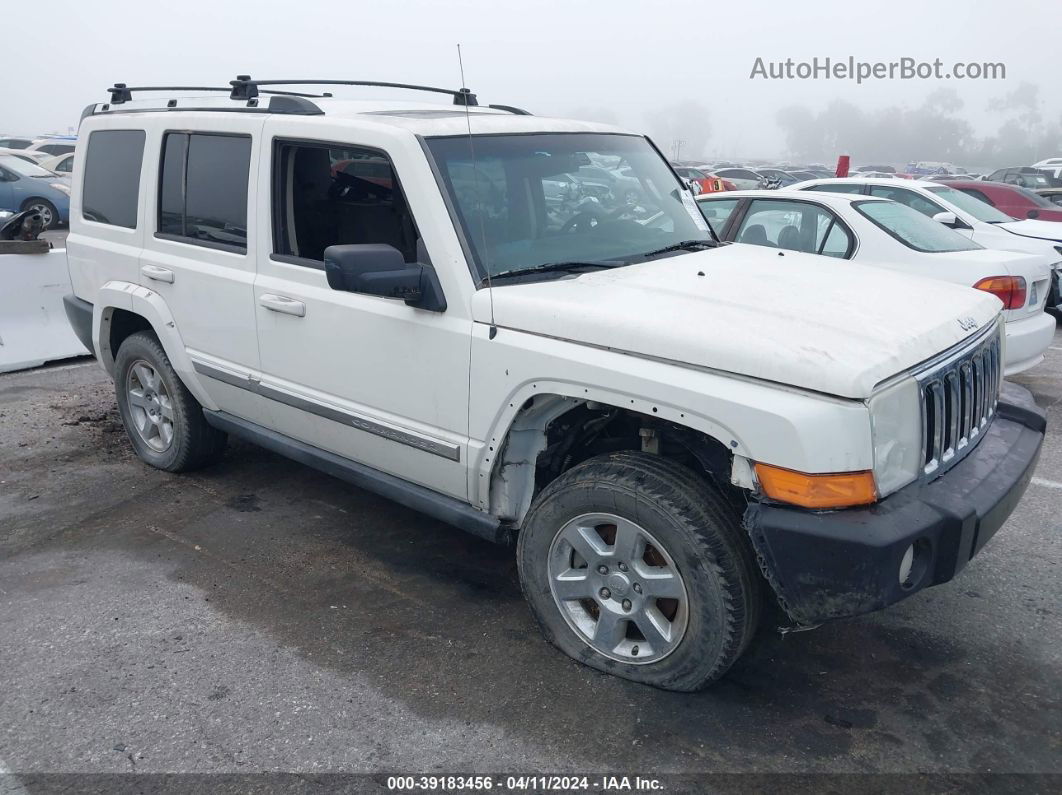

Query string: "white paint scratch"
[[1031, 476, 1062, 490]]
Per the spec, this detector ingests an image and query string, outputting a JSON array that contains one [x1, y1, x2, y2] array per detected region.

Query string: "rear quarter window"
[[81, 130, 146, 228]]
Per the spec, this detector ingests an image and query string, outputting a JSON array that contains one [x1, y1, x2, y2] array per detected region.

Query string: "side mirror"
[[1027, 209, 1040, 219], [323, 244, 446, 312], [931, 211, 965, 229]]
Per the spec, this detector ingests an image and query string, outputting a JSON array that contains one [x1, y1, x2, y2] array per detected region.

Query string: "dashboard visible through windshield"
[[425, 133, 710, 281]]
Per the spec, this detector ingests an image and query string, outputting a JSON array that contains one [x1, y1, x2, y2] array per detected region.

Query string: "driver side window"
[[272, 140, 421, 268]]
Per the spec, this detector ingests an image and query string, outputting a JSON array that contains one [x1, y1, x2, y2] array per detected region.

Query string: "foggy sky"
[[3, 0, 1057, 163]]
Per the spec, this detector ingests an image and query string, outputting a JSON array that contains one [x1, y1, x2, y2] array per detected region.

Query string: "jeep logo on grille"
[[957, 316, 979, 331]]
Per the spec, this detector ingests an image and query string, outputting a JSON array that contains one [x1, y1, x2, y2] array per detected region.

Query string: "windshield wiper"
[[637, 239, 719, 259], [488, 260, 625, 282]]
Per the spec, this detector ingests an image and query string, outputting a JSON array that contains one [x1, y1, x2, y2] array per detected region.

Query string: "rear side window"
[[854, 200, 980, 253], [82, 130, 145, 228], [804, 183, 865, 195], [158, 132, 251, 252]]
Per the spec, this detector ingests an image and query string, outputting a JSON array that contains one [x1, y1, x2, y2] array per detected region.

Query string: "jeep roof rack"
[[83, 75, 532, 122], [106, 83, 333, 103], [227, 76, 479, 106]]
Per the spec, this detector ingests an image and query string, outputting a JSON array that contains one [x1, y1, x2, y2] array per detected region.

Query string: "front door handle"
[[141, 264, 174, 284], [259, 293, 306, 317]]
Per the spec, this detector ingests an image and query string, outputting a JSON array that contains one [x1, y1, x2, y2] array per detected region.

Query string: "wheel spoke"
[[635, 608, 674, 651], [159, 421, 174, 447], [552, 572, 592, 601], [133, 364, 154, 390], [561, 524, 609, 566], [592, 608, 628, 652], [128, 390, 150, 409], [611, 517, 645, 562], [159, 396, 175, 421], [639, 570, 684, 600]]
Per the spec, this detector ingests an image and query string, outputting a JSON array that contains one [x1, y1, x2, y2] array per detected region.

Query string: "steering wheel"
[[560, 203, 635, 234], [560, 210, 605, 234]]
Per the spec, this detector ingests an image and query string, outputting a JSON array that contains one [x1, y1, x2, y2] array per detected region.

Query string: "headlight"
[[868, 376, 922, 497], [50, 182, 70, 195]]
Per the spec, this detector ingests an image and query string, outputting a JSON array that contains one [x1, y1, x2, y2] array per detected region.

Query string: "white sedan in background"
[[38, 152, 74, 175], [792, 176, 1062, 264], [697, 189, 1056, 375]]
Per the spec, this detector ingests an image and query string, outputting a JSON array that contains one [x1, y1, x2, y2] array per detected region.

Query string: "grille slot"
[[918, 326, 1001, 477]]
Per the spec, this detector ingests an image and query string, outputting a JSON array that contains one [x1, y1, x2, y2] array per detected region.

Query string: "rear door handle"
[[141, 264, 174, 283], [259, 293, 306, 317]]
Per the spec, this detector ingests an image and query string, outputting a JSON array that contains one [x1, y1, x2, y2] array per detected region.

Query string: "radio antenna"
[[458, 43, 495, 330]]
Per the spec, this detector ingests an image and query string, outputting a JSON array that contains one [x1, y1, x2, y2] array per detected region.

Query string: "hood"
[[473, 245, 1002, 399], [999, 219, 1062, 245]]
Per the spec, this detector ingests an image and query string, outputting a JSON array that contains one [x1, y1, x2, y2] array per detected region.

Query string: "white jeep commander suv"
[[63, 77, 1045, 690]]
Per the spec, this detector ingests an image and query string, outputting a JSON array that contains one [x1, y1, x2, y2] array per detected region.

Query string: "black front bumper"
[[744, 382, 1046, 626]]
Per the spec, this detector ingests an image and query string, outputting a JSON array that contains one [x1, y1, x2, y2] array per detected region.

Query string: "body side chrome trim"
[[191, 360, 461, 462]]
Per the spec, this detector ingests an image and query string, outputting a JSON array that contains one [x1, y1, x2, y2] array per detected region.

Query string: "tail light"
[[973, 275, 1027, 309]]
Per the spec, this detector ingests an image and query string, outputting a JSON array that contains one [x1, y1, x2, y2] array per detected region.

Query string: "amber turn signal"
[[754, 463, 877, 509]]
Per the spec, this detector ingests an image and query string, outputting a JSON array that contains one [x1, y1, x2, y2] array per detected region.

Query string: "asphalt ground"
[[0, 322, 1059, 791]]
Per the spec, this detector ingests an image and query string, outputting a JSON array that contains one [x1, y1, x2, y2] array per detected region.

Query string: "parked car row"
[[0, 155, 70, 229], [0, 135, 77, 226], [0, 134, 78, 155]]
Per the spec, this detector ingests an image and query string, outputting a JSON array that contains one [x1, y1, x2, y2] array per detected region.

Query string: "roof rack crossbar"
[[106, 83, 332, 104], [228, 76, 478, 106]]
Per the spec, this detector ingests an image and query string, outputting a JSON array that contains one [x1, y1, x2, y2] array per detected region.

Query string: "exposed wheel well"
[[489, 396, 747, 530], [108, 309, 154, 362]]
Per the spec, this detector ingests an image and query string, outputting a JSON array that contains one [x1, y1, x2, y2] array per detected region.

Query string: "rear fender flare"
[[93, 280, 218, 410]]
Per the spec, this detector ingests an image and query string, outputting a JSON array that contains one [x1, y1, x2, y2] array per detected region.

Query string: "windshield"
[[926, 185, 1013, 223], [854, 200, 981, 253], [425, 133, 710, 280], [0, 155, 56, 178]]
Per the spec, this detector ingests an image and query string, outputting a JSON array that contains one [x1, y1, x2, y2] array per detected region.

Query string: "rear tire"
[[21, 198, 58, 230], [114, 331, 226, 472], [517, 451, 761, 691]]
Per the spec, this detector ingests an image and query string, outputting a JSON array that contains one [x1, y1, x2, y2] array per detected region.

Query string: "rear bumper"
[[63, 294, 94, 353], [744, 382, 1045, 626], [1003, 310, 1056, 375]]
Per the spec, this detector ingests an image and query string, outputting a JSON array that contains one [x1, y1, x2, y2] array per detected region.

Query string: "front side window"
[[158, 132, 251, 251], [854, 200, 981, 253], [272, 141, 419, 266], [82, 129, 145, 228], [925, 185, 1013, 223], [734, 199, 852, 257], [425, 133, 709, 280], [696, 197, 739, 235]]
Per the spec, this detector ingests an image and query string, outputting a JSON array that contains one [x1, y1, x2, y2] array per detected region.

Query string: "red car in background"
[[672, 166, 735, 194], [946, 180, 1062, 222]]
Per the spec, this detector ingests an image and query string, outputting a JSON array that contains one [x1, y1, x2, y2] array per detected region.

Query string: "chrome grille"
[[917, 324, 1002, 478]]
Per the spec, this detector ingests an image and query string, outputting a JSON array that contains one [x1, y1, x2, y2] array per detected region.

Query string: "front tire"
[[114, 331, 226, 472], [517, 452, 761, 691]]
